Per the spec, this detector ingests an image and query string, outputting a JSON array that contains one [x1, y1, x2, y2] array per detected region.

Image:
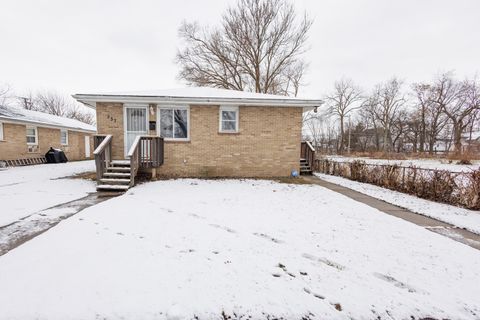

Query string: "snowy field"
[[0, 161, 95, 227], [0, 179, 479, 319], [324, 155, 480, 172], [315, 173, 480, 235]]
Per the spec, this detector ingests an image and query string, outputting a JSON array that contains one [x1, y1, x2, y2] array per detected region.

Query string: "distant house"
[[0, 105, 96, 165], [73, 87, 322, 191], [461, 131, 480, 153]]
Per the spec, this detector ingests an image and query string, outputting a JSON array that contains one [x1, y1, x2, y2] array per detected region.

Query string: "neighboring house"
[[73, 87, 322, 190], [0, 105, 96, 164], [461, 130, 480, 153]]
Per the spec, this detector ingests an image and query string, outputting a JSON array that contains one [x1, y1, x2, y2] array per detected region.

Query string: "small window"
[[60, 129, 68, 145], [158, 106, 189, 140], [26, 126, 37, 145], [0, 122, 3, 140], [219, 106, 239, 133]]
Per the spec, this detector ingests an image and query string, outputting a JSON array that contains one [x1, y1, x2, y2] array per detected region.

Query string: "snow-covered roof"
[[73, 87, 323, 109], [0, 105, 96, 132]]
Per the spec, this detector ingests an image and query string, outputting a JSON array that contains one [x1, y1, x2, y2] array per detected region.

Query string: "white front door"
[[124, 106, 148, 157], [85, 136, 90, 158]]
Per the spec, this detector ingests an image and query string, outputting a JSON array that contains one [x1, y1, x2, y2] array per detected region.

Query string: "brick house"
[[0, 105, 96, 165], [73, 88, 321, 191]]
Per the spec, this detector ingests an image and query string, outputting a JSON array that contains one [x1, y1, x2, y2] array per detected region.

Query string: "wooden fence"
[[315, 159, 480, 210]]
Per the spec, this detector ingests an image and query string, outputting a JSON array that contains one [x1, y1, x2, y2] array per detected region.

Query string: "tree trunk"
[[338, 116, 345, 153], [453, 122, 463, 154], [419, 110, 425, 152]]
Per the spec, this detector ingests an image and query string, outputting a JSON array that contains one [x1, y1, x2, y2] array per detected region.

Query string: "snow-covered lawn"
[[324, 155, 480, 172], [0, 179, 479, 319], [315, 173, 480, 235], [0, 161, 95, 227]]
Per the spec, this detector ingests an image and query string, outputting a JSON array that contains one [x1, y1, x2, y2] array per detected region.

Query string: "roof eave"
[[72, 94, 324, 109], [0, 116, 96, 133]]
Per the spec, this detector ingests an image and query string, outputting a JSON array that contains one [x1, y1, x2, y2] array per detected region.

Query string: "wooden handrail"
[[305, 140, 315, 152], [127, 136, 142, 158], [94, 135, 112, 155], [127, 136, 164, 186], [301, 141, 316, 170], [94, 135, 112, 181]]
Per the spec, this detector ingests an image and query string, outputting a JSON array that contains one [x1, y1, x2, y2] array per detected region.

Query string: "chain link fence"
[[315, 159, 480, 210]]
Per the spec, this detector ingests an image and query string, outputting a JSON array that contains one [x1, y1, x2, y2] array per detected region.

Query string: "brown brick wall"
[[96, 102, 124, 159], [0, 122, 94, 161], [158, 106, 301, 177], [95, 103, 302, 177]]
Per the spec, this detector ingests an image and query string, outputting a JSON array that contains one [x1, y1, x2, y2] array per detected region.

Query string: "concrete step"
[[107, 167, 131, 172], [96, 184, 130, 191], [99, 178, 131, 185], [111, 160, 130, 167], [103, 172, 130, 178]]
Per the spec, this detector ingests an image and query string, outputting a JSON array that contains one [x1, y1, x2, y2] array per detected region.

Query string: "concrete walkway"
[[0, 192, 121, 256], [304, 176, 480, 250]]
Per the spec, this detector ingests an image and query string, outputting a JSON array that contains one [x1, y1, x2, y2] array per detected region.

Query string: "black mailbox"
[[149, 121, 156, 130]]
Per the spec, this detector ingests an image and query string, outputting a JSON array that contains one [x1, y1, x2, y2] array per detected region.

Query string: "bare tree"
[[0, 84, 12, 106], [67, 104, 96, 125], [411, 83, 430, 152], [16, 90, 95, 125], [430, 73, 480, 153], [34, 91, 73, 117], [412, 82, 448, 154], [367, 78, 406, 152], [324, 78, 363, 153], [17, 92, 36, 110], [176, 0, 313, 96]]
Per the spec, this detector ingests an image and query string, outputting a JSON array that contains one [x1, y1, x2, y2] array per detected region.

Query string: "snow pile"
[[324, 155, 480, 173], [0, 161, 96, 227], [0, 179, 479, 319], [315, 173, 480, 235]]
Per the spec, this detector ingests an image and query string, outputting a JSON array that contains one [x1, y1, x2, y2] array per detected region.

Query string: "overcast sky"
[[1, 0, 479, 100]]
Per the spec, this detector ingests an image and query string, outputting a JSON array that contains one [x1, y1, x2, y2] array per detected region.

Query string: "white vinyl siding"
[[219, 106, 239, 133], [26, 126, 38, 145], [60, 129, 68, 145], [158, 106, 189, 140]]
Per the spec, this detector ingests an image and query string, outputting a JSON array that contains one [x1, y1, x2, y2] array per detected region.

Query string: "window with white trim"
[[26, 126, 37, 145], [158, 106, 189, 140], [219, 106, 239, 133], [60, 129, 68, 145], [0, 122, 3, 140]]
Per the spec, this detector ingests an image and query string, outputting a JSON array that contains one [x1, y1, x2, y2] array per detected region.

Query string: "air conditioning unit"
[[27, 145, 39, 153]]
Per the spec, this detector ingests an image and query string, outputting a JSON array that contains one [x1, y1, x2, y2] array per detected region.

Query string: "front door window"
[[125, 107, 148, 156]]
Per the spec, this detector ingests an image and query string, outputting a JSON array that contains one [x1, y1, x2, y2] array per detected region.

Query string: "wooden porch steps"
[[97, 160, 132, 192], [103, 172, 130, 178], [96, 184, 130, 191], [300, 142, 315, 175], [99, 178, 131, 185], [300, 158, 312, 175]]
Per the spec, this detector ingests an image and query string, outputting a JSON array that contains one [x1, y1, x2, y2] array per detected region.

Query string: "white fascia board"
[[72, 94, 324, 109], [0, 117, 97, 134]]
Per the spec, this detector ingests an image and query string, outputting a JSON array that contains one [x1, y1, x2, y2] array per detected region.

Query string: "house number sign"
[[107, 114, 117, 123]]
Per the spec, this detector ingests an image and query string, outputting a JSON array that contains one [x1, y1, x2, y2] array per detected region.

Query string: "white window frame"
[[219, 106, 239, 133], [157, 105, 190, 141], [0, 122, 3, 140], [60, 129, 68, 145], [26, 126, 38, 145]]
